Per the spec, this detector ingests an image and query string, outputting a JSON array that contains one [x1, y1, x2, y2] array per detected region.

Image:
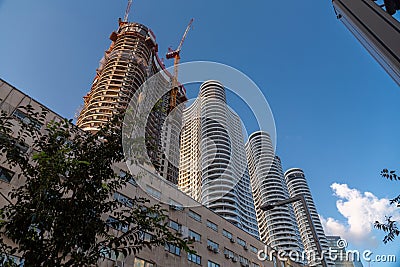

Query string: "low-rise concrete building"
[[0, 79, 307, 267]]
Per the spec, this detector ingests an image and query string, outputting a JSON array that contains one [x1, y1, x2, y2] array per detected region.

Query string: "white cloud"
[[320, 183, 400, 247]]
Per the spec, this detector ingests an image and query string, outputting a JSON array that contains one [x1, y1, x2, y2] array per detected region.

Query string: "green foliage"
[[381, 169, 399, 181], [374, 216, 400, 244], [374, 169, 400, 243], [0, 105, 192, 266]]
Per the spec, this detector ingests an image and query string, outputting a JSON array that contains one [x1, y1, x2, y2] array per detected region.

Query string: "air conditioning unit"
[[115, 260, 124, 267], [207, 245, 213, 251], [243, 245, 248, 250], [180, 226, 189, 238], [188, 236, 196, 242], [230, 238, 235, 243], [224, 253, 230, 259], [213, 247, 219, 254], [232, 257, 238, 262], [177, 229, 183, 236]]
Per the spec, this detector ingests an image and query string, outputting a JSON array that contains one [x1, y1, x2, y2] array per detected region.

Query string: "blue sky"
[[0, 1, 399, 265]]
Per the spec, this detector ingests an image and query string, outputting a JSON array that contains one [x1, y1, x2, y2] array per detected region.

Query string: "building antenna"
[[124, 0, 133, 22]]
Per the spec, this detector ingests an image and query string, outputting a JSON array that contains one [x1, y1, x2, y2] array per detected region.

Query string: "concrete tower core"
[[77, 20, 186, 184]]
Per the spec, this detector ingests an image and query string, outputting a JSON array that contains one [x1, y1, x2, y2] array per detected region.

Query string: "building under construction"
[[76, 19, 187, 184]]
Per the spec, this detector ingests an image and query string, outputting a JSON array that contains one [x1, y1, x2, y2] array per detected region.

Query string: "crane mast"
[[166, 18, 194, 110]]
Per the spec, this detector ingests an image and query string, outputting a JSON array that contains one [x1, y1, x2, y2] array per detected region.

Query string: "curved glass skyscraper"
[[179, 80, 259, 238], [245, 131, 303, 254], [285, 168, 334, 266]]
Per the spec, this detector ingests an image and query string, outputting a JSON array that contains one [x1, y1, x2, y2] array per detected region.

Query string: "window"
[[169, 199, 183, 211], [134, 257, 154, 267], [146, 185, 161, 200], [188, 209, 201, 222], [188, 229, 201, 242], [208, 260, 220, 267], [281, 262, 285, 267], [139, 231, 154, 242], [222, 229, 232, 239], [188, 253, 201, 264], [100, 247, 125, 261], [239, 255, 249, 265], [15, 141, 29, 154], [168, 220, 181, 231], [0, 167, 14, 183], [207, 239, 219, 250], [224, 248, 235, 258], [106, 216, 128, 233], [252, 263, 260, 267], [1, 254, 24, 266], [165, 243, 181, 256], [128, 175, 137, 186], [113, 192, 133, 208], [237, 237, 246, 247], [4, 136, 29, 155], [206, 220, 218, 232], [250, 245, 258, 254], [273, 256, 277, 267], [13, 109, 43, 130], [119, 170, 137, 186]]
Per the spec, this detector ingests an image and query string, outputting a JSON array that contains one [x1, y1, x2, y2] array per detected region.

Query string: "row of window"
[[185, 209, 261, 255], [223, 247, 262, 267], [164, 244, 219, 267], [12, 109, 44, 130], [120, 183, 271, 267], [2, 165, 138, 188], [164, 243, 180, 256], [222, 228, 258, 252], [113, 192, 133, 208], [106, 197, 286, 267], [166, 219, 263, 267]]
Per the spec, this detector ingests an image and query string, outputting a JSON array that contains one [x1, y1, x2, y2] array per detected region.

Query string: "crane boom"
[[124, 0, 133, 22], [177, 18, 194, 52], [166, 18, 194, 110]]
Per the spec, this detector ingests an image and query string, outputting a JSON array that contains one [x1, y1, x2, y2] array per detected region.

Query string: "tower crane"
[[166, 18, 194, 110]]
